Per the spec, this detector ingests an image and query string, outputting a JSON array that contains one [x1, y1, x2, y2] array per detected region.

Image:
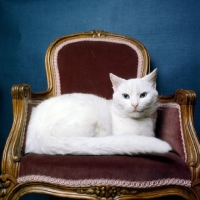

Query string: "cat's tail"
[[25, 135, 172, 155]]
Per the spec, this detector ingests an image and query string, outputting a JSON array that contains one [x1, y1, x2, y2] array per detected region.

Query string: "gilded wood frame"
[[1, 30, 200, 200]]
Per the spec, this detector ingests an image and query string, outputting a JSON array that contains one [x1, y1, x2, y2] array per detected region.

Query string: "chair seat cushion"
[[18, 152, 191, 188]]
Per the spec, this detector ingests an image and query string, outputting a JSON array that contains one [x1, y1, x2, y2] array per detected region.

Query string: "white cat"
[[25, 69, 172, 155]]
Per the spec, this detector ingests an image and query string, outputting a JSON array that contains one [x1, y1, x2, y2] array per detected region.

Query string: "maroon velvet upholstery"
[[18, 152, 190, 188], [156, 103, 186, 161], [55, 40, 139, 98]]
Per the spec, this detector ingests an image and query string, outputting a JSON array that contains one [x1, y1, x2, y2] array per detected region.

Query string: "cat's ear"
[[142, 68, 157, 88], [110, 73, 125, 91]]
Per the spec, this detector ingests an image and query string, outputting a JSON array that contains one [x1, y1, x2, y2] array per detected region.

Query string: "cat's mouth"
[[129, 110, 143, 115], [132, 109, 143, 113]]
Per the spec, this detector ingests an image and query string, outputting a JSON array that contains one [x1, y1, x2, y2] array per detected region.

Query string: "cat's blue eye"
[[140, 92, 147, 98], [122, 93, 130, 99]]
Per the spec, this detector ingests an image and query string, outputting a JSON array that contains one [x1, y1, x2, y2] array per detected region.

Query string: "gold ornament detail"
[[0, 175, 11, 197], [77, 186, 138, 200], [88, 30, 110, 38]]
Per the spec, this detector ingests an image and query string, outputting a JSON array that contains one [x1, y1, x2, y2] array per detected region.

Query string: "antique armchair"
[[1, 30, 200, 200]]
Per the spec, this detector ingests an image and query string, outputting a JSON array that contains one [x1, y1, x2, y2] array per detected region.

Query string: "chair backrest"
[[45, 30, 150, 99]]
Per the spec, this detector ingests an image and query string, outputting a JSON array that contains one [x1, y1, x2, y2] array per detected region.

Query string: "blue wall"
[[0, 0, 200, 199]]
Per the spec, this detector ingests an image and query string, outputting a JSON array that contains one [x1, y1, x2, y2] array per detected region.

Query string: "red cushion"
[[18, 152, 190, 188]]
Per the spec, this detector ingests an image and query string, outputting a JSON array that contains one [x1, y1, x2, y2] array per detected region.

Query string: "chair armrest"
[[1, 84, 52, 178], [175, 90, 200, 186], [159, 89, 200, 185]]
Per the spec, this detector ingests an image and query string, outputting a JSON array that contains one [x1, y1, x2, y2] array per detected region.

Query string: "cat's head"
[[110, 69, 158, 118]]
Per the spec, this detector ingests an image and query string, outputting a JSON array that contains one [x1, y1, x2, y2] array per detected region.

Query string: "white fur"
[[25, 69, 172, 155]]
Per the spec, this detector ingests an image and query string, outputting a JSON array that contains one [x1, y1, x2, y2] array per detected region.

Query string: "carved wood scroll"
[[77, 186, 138, 200]]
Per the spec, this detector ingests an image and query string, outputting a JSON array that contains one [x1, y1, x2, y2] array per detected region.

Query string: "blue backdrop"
[[0, 0, 199, 199]]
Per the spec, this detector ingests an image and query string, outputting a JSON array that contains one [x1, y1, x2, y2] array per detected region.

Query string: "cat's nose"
[[131, 103, 138, 108]]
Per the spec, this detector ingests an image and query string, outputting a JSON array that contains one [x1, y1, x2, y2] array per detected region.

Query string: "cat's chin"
[[128, 111, 145, 119], [128, 106, 157, 118], [127, 109, 154, 119]]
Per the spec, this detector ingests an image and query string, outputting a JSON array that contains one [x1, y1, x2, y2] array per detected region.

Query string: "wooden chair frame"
[[0, 30, 200, 200]]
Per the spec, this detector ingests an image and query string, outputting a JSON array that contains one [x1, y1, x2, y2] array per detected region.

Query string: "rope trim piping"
[[18, 175, 191, 188], [158, 102, 187, 162], [53, 37, 144, 96]]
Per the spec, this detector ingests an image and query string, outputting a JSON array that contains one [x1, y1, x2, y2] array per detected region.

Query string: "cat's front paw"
[[153, 138, 172, 154]]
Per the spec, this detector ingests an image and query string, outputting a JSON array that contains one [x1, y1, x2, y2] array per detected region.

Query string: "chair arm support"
[[175, 90, 200, 184], [1, 85, 31, 178]]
